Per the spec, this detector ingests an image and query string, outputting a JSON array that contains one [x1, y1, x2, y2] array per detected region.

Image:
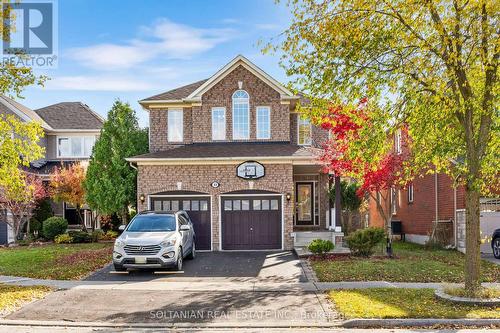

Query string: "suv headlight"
[[114, 239, 125, 248], [160, 238, 177, 247]]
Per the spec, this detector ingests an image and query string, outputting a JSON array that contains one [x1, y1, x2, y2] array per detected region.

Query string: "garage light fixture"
[[139, 194, 145, 204], [286, 193, 291, 201]]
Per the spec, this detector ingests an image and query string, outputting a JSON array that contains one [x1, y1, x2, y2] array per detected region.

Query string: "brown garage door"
[[221, 196, 282, 250], [150, 197, 211, 251]]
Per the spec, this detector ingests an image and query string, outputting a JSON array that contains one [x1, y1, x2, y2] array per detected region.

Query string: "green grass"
[[312, 242, 500, 282], [0, 284, 52, 316], [0, 243, 113, 280], [329, 288, 500, 319]]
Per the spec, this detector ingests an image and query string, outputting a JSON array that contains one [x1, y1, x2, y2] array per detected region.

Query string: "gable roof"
[[0, 95, 52, 129], [140, 55, 298, 105], [35, 102, 104, 130]]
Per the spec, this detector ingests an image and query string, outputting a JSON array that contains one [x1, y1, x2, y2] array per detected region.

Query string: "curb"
[[435, 288, 500, 306], [342, 318, 500, 328], [1, 318, 500, 329], [0, 319, 342, 329]]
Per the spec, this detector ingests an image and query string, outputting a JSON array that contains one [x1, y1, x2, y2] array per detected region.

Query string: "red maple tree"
[[0, 172, 47, 238], [316, 100, 409, 254]]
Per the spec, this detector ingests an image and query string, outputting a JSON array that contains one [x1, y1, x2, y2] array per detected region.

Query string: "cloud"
[[45, 75, 158, 91], [67, 19, 234, 70]]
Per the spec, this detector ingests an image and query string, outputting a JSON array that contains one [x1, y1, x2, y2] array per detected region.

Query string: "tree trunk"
[[76, 204, 87, 232], [121, 208, 128, 226], [464, 185, 481, 296]]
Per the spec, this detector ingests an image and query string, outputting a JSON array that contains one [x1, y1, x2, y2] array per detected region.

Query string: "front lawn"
[[329, 288, 500, 319], [0, 243, 113, 280], [312, 242, 500, 282], [0, 284, 52, 316]]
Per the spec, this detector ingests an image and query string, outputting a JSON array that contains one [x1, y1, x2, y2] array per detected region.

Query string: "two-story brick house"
[[0, 96, 103, 243], [127, 55, 339, 251]]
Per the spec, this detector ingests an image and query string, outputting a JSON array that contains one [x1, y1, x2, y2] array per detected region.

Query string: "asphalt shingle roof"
[[35, 102, 103, 130], [141, 79, 208, 101], [130, 142, 320, 160]]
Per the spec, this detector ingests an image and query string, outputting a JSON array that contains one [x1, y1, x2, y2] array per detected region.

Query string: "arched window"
[[232, 90, 249, 140]]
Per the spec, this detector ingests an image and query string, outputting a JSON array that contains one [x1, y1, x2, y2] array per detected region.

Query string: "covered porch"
[[291, 164, 346, 254]]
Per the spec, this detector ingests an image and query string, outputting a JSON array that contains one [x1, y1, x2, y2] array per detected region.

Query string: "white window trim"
[[56, 135, 95, 158], [167, 108, 183, 143], [232, 90, 250, 140], [211, 107, 226, 141], [256, 106, 271, 139], [395, 129, 402, 155], [408, 184, 414, 203], [297, 114, 312, 146]]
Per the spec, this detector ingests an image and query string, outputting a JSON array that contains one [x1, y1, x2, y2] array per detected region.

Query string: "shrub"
[[100, 230, 118, 240], [54, 233, 73, 244], [91, 229, 104, 242], [346, 227, 386, 257], [308, 239, 334, 255], [42, 217, 68, 240], [67, 230, 92, 243]]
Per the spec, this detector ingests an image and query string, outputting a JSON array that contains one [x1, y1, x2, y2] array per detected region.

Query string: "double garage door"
[[221, 196, 282, 250], [150, 195, 282, 251], [150, 196, 211, 251]]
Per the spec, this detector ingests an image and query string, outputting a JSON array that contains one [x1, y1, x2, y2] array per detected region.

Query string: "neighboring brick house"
[[367, 129, 499, 249], [0, 96, 103, 243], [128, 55, 338, 251]]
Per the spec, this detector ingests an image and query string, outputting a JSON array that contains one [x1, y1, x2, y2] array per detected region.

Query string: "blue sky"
[[20, 0, 292, 126]]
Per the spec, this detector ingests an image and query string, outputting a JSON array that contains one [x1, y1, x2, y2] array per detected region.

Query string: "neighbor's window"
[[408, 184, 414, 203], [232, 90, 249, 140], [395, 129, 402, 154], [298, 115, 312, 145], [256, 106, 271, 139], [212, 107, 226, 140], [57, 136, 96, 158], [167, 109, 183, 142]]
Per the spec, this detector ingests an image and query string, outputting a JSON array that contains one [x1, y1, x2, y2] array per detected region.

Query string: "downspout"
[[453, 185, 457, 248], [434, 172, 439, 223]]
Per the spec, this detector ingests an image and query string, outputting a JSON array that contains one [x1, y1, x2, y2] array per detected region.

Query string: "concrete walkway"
[[2, 275, 499, 291]]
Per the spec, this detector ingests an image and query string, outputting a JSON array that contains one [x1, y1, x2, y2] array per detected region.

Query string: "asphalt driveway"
[[86, 251, 308, 282]]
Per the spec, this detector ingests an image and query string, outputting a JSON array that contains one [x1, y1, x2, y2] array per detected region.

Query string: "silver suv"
[[113, 211, 196, 271]]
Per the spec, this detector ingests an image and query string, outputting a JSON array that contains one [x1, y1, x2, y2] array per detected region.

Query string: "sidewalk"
[[2, 275, 499, 291]]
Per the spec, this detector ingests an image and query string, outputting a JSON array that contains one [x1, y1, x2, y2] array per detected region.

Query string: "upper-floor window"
[[168, 109, 183, 142], [408, 184, 414, 203], [256, 106, 271, 139], [57, 136, 95, 158], [232, 90, 249, 140], [212, 107, 226, 140], [298, 115, 312, 145], [395, 129, 402, 154]]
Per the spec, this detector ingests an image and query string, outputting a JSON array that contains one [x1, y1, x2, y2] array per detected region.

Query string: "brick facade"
[[368, 172, 465, 244], [137, 163, 295, 250]]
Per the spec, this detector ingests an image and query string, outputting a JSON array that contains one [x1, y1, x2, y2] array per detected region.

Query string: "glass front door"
[[296, 182, 314, 225]]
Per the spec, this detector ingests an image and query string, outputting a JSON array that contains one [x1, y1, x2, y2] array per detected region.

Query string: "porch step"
[[294, 246, 351, 258]]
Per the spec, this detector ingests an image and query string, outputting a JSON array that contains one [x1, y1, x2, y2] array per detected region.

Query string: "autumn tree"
[[271, 0, 499, 296], [50, 163, 87, 231], [0, 173, 46, 238], [84, 101, 148, 225]]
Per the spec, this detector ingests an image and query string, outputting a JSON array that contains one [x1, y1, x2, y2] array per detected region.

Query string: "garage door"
[[221, 196, 282, 250], [150, 197, 211, 251]]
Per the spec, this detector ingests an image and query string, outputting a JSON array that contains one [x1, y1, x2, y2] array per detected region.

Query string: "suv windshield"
[[126, 215, 176, 232]]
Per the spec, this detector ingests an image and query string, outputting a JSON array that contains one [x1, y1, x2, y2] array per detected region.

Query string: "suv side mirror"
[[118, 225, 126, 232], [179, 225, 191, 231]]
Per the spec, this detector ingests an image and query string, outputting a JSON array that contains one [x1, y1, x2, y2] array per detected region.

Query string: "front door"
[[295, 182, 314, 225]]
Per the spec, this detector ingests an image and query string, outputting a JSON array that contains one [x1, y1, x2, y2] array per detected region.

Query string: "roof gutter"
[[125, 155, 319, 163]]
